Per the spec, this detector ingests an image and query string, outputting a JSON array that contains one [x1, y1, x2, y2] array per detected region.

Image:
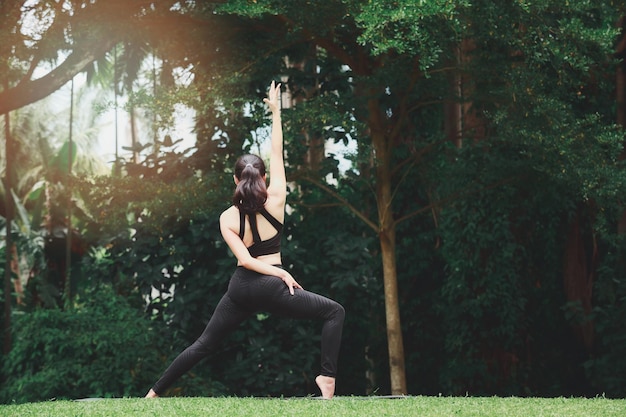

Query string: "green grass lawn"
[[1, 396, 625, 417]]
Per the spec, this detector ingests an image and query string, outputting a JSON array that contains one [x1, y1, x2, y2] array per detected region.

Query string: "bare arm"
[[263, 81, 286, 205]]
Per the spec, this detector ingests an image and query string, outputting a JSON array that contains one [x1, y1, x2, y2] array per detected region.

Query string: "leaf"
[[12, 189, 32, 234], [51, 140, 78, 174]]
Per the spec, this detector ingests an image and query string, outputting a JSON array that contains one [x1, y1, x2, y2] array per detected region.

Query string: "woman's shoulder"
[[220, 206, 240, 224]]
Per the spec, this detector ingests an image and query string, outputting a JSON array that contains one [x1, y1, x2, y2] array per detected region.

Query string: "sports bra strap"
[[258, 208, 282, 230], [239, 210, 245, 239], [248, 211, 262, 243]]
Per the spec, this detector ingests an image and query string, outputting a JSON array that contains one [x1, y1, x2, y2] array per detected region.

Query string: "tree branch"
[[394, 175, 522, 226], [300, 175, 379, 232], [0, 39, 117, 115], [0, 0, 186, 115], [297, 202, 345, 209]]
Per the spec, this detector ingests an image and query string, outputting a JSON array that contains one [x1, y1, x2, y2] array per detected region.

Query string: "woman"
[[145, 81, 345, 399]]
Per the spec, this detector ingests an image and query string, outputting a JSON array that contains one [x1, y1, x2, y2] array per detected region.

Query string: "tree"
[[214, 0, 625, 395], [352, 0, 626, 394]]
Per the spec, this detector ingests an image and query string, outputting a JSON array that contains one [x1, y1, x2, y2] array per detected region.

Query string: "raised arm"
[[263, 81, 286, 203]]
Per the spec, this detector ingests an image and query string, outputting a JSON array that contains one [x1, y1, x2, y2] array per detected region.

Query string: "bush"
[[0, 286, 167, 404]]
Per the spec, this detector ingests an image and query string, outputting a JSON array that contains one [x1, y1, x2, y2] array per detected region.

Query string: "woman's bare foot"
[[315, 375, 336, 399], [145, 389, 159, 398]]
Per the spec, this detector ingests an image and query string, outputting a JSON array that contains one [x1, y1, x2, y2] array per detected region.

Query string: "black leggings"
[[151, 266, 345, 395]]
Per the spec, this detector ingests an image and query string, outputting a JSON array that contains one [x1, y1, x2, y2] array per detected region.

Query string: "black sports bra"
[[239, 208, 283, 258]]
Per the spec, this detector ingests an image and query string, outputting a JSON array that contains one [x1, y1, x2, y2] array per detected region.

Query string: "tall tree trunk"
[[2, 208, 12, 356], [563, 210, 596, 352], [130, 104, 139, 164], [616, 16, 625, 130], [444, 44, 463, 148], [64, 79, 74, 308], [3, 104, 13, 355], [615, 18, 626, 234], [458, 39, 487, 143], [368, 95, 407, 395], [310, 30, 410, 395], [10, 245, 23, 305]]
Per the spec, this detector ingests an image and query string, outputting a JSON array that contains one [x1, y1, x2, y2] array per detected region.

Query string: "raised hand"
[[263, 80, 282, 114]]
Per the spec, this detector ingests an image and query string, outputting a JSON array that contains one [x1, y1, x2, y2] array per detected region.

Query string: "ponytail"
[[233, 154, 267, 213]]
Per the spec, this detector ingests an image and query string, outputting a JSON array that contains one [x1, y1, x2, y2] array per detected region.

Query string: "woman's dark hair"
[[232, 154, 267, 213]]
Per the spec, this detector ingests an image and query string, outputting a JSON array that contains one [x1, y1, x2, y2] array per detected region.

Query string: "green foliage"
[[0, 286, 166, 404], [2, 198, 50, 308], [75, 172, 229, 320], [354, 0, 468, 65], [437, 165, 532, 395], [212, 313, 320, 397], [584, 233, 626, 398], [4, 0, 626, 401], [434, 115, 626, 395]]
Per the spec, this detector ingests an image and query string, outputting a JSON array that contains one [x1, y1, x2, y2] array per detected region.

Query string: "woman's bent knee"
[[332, 302, 345, 322]]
